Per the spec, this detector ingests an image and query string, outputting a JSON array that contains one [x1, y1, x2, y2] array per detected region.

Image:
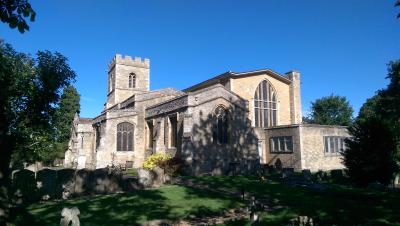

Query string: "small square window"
[[270, 136, 293, 153]]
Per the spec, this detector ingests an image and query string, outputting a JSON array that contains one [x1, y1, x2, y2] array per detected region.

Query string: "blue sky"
[[1, 0, 399, 118]]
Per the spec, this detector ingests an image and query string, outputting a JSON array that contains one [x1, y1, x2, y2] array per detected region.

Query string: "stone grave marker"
[[36, 168, 57, 200]]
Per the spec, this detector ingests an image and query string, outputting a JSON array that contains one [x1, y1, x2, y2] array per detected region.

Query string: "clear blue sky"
[[1, 0, 399, 118]]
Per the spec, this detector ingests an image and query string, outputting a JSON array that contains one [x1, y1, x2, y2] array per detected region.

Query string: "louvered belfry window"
[[117, 122, 134, 151], [254, 80, 277, 127], [129, 73, 136, 88]]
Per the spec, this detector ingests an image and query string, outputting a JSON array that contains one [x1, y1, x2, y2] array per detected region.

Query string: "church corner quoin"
[[65, 54, 349, 175]]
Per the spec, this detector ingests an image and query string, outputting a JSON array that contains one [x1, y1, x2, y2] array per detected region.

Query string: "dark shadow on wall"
[[179, 103, 260, 176]]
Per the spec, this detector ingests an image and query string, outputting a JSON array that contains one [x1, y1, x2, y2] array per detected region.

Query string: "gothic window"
[[117, 122, 134, 151], [95, 125, 101, 150], [169, 115, 178, 148], [129, 73, 136, 88], [146, 121, 154, 149], [213, 106, 229, 144], [254, 80, 277, 127]]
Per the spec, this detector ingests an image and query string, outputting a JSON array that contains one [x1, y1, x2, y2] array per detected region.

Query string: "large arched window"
[[213, 106, 229, 144], [117, 122, 134, 151], [129, 73, 136, 88], [254, 80, 277, 127]]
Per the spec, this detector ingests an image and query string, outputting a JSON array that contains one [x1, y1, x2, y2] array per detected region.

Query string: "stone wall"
[[11, 168, 139, 202], [286, 71, 302, 124], [106, 54, 150, 108], [95, 88, 183, 169], [95, 110, 139, 168], [229, 72, 293, 127], [300, 124, 349, 172], [262, 124, 349, 172], [181, 85, 259, 175], [264, 125, 302, 170]]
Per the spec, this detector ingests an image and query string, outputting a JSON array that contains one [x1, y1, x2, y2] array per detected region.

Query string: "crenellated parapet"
[[108, 54, 150, 70]]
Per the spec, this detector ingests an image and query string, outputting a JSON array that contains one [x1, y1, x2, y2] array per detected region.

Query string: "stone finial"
[[285, 70, 301, 81]]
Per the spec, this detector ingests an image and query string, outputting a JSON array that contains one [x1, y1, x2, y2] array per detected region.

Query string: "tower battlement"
[[108, 54, 150, 70]]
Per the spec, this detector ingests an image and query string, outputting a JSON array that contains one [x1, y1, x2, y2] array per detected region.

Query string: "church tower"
[[106, 54, 150, 108]]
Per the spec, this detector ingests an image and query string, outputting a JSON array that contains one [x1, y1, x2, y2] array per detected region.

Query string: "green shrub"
[[142, 153, 171, 170]]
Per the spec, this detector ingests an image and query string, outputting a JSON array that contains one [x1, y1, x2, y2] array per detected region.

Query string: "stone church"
[[64, 54, 349, 174]]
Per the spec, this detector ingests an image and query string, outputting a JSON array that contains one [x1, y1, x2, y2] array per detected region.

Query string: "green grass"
[[14, 175, 400, 226], [123, 167, 138, 177], [188, 176, 400, 226], [15, 185, 242, 226]]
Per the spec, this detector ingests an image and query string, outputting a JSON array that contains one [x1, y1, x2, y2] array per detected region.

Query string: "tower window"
[[129, 73, 136, 88]]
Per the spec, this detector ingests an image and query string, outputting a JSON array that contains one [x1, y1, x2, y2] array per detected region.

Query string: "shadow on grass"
[[14, 185, 243, 226], [187, 176, 400, 226], [15, 189, 169, 226]]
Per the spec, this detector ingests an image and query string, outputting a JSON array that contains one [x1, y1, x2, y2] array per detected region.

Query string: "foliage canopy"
[[0, 0, 35, 33], [304, 95, 353, 126]]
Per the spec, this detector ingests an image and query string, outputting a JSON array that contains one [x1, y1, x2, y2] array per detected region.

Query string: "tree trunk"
[[0, 135, 13, 226]]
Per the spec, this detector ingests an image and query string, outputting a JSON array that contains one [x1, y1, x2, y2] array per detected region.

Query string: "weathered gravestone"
[[302, 170, 312, 182], [74, 169, 93, 195], [93, 168, 121, 194], [152, 166, 165, 187], [288, 216, 314, 226], [330, 169, 344, 182], [12, 169, 37, 203], [60, 207, 80, 226], [282, 168, 294, 178], [274, 158, 283, 171], [315, 170, 328, 182], [36, 168, 57, 200], [56, 169, 75, 199], [138, 168, 154, 188]]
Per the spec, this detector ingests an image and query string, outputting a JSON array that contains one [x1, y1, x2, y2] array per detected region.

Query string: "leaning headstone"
[[93, 168, 112, 194], [36, 168, 57, 200], [74, 169, 93, 195], [394, 174, 400, 188], [288, 216, 314, 226], [302, 170, 312, 182], [60, 207, 80, 226], [125, 161, 133, 169], [282, 168, 294, 178], [330, 169, 344, 182], [315, 171, 326, 182], [12, 169, 37, 203], [152, 166, 165, 187], [367, 181, 385, 191], [274, 159, 282, 172], [138, 168, 154, 188], [56, 169, 75, 199]]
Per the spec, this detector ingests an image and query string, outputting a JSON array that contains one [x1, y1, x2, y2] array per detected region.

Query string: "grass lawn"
[[14, 185, 242, 226], [189, 176, 400, 226], [14, 175, 400, 226]]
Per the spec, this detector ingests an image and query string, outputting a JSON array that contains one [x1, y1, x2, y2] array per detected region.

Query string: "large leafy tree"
[[52, 85, 80, 162], [343, 118, 398, 186], [0, 0, 35, 33], [0, 40, 76, 224], [304, 95, 354, 126], [396, 0, 400, 18], [344, 61, 400, 187]]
